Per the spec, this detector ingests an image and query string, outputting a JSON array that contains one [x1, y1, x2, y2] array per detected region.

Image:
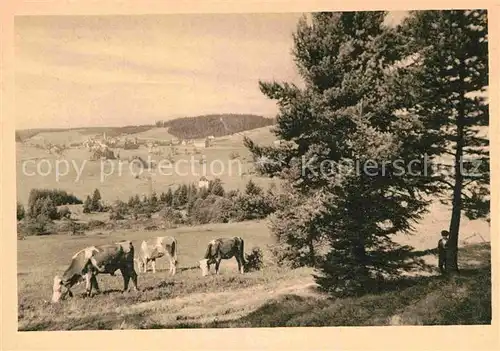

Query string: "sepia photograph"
[[11, 7, 492, 335]]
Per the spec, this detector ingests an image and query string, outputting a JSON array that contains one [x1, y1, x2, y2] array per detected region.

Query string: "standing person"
[[438, 230, 450, 274]]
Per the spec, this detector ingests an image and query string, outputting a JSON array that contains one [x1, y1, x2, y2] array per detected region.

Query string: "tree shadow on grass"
[[170, 268, 490, 328], [408, 248, 438, 257]]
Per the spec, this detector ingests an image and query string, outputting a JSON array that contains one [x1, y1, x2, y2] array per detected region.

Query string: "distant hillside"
[[15, 125, 155, 143], [158, 114, 275, 140], [16, 114, 276, 143], [16, 128, 70, 142], [76, 125, 154, 137]]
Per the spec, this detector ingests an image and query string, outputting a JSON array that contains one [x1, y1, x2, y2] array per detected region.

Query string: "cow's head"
[[51, 275, 74, 303], [199, 259, 209, 277], [51, 276, 65, 303]]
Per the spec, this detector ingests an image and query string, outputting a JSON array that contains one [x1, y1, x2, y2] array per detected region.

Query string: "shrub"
[[225, 189, 240, 200], [208, 178, 225, 197], [189, 195, 236, 224], [27, 197, 60, 220], [172, 185, 189, 208], [17, 202, 25, 221], [159, 207, 184, 225], [233, 193, 273, 221], [58, 206, 72, 219], [22, 217, 52, 236], [131, 202, 154, 219], [109, 200, 128, 220], [87, 219, 106, 230], [83, 196, 92, 213], [27, 189, 82, 208], [109, 211, 125, 220], [55, 220, 76, 234], [245, 247, 264, 272], [17, 225, 25, 240], [27, 189, 81, 219]]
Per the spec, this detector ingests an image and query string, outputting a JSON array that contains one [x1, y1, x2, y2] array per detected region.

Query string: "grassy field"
[[17, 217, 491, 331]]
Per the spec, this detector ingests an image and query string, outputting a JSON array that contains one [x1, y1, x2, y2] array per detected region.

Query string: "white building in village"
[[198, 176, 209, 189]]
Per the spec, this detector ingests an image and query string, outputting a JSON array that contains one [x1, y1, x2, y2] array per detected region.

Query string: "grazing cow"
[[199, 237, 245, 276], [51, 240, 138, 303], [136, 236, 178, 275]]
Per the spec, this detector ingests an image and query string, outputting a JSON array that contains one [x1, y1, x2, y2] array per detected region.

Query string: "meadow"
[[17, 218, 491, 330], [16, 126, 491, 330]]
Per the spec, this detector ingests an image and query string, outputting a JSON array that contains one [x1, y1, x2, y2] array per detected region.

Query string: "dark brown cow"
[[199, 237, 245, 276], [51, 240, 138, 303]]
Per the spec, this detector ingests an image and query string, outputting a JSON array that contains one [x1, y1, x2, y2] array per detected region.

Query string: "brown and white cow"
[[136, 236, 178, 275], [199, 237, 245, 276], [51, 240, 139, 303]]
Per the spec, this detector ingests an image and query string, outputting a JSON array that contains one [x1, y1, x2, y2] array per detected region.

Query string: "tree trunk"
[[447, 35, 466, 274], [447, 176, 462, 273], [308, 237, 316, 266]]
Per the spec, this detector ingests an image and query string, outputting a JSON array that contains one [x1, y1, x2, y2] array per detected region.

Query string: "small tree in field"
[[209, 178, 225, 197], [150, 191, 158, 208], [83, 195, 92, 213], [91, 189, 102, 212], [164, 188, 173, 206]]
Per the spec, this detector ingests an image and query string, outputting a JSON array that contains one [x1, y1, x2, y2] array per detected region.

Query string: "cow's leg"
[[130, 268, 139, 292], [91, 274, 101, 294], [236, 256, 244, 274], [85, 271, 93, 297], [121, 269, 130, 292], [120, 266, 139, 292], [240, 252, 246, 274], [151, 259, 156, 274], [170, 257, 176, 276], [141, 259, 147, 273], [144, 258, 151, 273], [60, 285, 72, 300], [215, 259, 222, 275]]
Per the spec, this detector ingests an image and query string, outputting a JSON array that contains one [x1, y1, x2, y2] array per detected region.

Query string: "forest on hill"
[[156, 114, 275, 139]]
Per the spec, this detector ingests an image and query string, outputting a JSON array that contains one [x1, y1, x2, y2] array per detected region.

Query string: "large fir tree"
[[245, 12, 439, 295]]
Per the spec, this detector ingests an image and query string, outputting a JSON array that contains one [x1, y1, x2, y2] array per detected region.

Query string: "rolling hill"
[[158, 114, 275, 139], [16, 114, 275, 144]]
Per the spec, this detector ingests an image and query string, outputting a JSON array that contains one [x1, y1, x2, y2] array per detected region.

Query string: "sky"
[[15, 12, 408, 130]]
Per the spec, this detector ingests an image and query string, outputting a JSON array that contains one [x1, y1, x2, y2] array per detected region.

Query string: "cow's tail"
[[170, 238, 178, 265]]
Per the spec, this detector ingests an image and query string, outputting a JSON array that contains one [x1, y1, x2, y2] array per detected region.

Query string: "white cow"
[[136, 236, 178, 275]]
